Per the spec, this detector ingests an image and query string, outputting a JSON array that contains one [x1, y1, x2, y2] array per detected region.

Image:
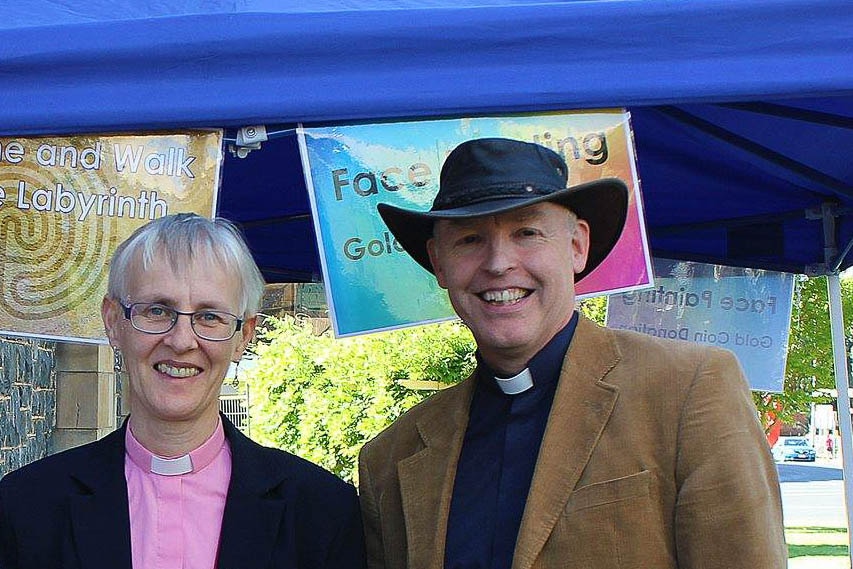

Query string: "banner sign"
[[0, 130, 223, 343], [606, 258, 795, 392], [299, 111, 651, 337]]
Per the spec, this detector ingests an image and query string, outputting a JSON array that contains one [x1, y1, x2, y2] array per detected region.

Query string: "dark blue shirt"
[[444, 312, 579, 569]]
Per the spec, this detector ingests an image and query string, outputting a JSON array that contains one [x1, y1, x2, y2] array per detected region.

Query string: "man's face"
[[427, 202, 590, 375], [102, 255, 256, 431]]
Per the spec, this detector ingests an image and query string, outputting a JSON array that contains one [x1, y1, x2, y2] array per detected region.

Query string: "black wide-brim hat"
[[377, 137, 629, 282]]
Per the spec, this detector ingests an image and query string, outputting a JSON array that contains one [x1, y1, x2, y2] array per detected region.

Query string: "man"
[[358, 138, 785, 569], [0, 214, 365, 569]]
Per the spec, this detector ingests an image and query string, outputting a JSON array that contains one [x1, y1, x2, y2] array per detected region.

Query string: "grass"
[[789, 544, 849, 558], [786, 527, 848, 561]]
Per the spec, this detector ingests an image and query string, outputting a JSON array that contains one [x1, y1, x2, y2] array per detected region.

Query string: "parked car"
[[772, 437, 817, 462]]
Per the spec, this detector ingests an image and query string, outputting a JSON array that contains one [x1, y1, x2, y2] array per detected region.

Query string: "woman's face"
[[102, 255, 255, 430]]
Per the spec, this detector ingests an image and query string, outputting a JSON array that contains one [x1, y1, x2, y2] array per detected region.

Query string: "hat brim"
[[377, 177, 629, 283]]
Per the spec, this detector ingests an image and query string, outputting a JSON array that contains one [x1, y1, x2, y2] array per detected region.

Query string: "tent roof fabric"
[[1, 0, 852, 280], [1, 0, 850, 134]]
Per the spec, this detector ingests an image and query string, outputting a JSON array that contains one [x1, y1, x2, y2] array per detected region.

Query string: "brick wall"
[[0, 337, 57, 478]]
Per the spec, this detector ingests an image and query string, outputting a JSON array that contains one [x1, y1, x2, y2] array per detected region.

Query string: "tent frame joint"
[[806, 200, 853, 274], [804, 263, 829, 277], [227, 125, 269, 159]]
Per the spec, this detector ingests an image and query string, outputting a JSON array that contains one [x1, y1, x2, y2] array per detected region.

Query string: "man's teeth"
[[155, 363, 199, 378], [481, 288, 528, 304]]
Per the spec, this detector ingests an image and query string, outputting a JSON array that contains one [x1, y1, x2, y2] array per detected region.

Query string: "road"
[[778, 459, 846, 528]]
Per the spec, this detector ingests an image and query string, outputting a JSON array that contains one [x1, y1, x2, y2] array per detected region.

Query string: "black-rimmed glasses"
[[120, 302, 243, 341]]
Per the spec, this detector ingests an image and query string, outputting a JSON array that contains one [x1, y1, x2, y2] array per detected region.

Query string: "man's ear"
[[571, 219, 591, 276], [426, 238, 448, 289], [101, 297, 121, 345]]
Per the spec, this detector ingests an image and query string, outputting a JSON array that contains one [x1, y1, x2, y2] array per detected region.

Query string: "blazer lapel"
[[512, 317, 620, 569], [65, 417, 287, 569], [217, 419, 288, 569], [397, 377, 476, 569], [69, 426, 133, 569]]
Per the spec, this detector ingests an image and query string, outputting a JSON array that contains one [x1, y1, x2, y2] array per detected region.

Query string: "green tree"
[[577, 296, 607, 324], [752, 275, 853, 431], [243, 315, 476, 482]]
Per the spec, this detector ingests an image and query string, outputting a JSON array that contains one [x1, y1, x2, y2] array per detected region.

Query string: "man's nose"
[[482, 234, 517, 275]]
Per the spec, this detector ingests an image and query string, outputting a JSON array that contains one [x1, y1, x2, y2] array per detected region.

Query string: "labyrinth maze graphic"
[[0, 165, 116, 322]]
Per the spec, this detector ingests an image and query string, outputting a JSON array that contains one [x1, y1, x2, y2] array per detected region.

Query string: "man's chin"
[[475, 334, 537, 360]]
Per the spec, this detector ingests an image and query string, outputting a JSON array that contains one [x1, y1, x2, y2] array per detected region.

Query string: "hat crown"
[[434, 138, 569, 211]]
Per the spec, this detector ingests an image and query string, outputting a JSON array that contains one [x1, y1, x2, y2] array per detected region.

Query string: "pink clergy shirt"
[[125, 420, 232, 569]]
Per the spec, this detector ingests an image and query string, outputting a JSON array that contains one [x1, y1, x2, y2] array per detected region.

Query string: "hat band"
[[433, 181, 566, 211]]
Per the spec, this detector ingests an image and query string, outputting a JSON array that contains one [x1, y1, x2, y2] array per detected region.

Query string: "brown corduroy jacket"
[[358, 315, 786, 569]]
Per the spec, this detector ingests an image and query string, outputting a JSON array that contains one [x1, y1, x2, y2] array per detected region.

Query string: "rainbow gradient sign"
[[299, 111, 650, 337]]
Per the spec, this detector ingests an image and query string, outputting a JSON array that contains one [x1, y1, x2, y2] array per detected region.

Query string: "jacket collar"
[[397, 315, 621, 569], [67, 415, 290, 569]]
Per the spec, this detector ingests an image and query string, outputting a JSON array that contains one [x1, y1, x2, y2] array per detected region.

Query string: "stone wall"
[[50, 343, 117, 453], [0, 337, 57, 478]]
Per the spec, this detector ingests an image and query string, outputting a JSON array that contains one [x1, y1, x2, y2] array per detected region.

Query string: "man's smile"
[[479, 288, 531, 305]]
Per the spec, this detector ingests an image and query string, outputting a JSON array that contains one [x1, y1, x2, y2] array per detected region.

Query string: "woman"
[[0, 213, 365, 569]]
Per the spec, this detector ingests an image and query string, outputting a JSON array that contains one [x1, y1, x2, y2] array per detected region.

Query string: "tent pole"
[[826, 274, 853, 558]]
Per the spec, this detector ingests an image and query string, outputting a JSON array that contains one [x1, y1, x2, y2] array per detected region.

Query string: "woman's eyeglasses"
[[120, 302, 243, 341]]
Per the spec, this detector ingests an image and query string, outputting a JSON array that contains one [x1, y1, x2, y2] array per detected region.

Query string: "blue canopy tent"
[[2, 0, 851, 281], [2, 0, 853, 546]]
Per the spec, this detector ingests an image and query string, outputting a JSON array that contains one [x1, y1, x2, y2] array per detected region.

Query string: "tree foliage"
[[752, 276, 853, 431], [577, 296, 607, 324], [243, 316, 476, 482]]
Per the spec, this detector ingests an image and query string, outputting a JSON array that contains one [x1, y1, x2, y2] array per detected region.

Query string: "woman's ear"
[[232, 315, 257, 361], [101, 297, 122, 346]]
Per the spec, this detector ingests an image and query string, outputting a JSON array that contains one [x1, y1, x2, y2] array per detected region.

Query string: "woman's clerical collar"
[[126, 417, 225, 476], [150, 453, 193, 476], [495, 368, 534, 395]]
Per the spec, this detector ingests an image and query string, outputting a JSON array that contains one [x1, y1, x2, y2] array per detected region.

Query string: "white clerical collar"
[[495, 368, 534, 395], [125, 418, 226, 477], [150, 453, 193, 476]]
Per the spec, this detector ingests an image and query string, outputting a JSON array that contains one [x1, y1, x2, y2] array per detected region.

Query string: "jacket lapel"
[[397, 377, 477, 569], [66, 417, 287, 569], [68, 426, 133, 569], [512, 317, 620, 569], [217, 418, 289, 569]]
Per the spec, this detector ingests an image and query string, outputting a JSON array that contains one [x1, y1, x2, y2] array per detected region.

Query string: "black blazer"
[[0, 416, 366, 569]]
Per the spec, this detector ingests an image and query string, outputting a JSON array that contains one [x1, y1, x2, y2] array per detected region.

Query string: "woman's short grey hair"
[[107, 213, 266, 317]]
